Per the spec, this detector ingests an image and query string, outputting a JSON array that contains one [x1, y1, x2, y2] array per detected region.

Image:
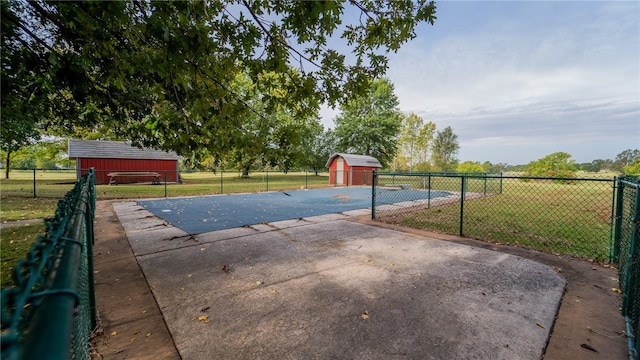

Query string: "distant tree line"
[[508, 149, 640, 176], [574, 149, 640, 174]]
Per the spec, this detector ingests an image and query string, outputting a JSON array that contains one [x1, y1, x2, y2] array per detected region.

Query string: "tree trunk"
[[241, 166, 250, 178], [5, 151, 10, 179], [409, 141, 414, 172]]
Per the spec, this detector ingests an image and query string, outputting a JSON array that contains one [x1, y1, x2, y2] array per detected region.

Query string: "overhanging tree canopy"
[[2, 0, 437, 163]]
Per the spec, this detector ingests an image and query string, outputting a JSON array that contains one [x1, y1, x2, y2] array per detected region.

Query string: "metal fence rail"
[[613, 176, 639, 360], [0, 168, 332, 199], [1, 169, 96, 360]]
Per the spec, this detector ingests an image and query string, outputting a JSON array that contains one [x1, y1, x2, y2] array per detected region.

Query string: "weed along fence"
[[613, 175, 640, 359], [372, 171, 640, 359], [1, 169, 96, 359]]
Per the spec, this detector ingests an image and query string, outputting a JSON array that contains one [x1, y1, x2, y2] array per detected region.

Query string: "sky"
[[318, 1, 640, 165]]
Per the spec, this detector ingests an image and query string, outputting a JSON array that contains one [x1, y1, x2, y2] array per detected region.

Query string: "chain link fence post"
[[428, 174, 431, 208], [483, 174, 487, 196], [614, 177, 625, 263], [371, 170, 377, 219], [609, 177, 619, 263], [459, 174, 466, 236]]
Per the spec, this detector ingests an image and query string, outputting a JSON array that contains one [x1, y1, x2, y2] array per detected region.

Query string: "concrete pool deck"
[[93, 200, 572, 359]]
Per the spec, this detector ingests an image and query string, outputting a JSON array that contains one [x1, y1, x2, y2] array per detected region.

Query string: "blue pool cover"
[[138, 187, 452, 234]]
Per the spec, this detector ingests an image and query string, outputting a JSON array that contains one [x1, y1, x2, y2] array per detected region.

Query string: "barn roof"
[[325, 153, 382, 168], [68, 139, 182, 160]]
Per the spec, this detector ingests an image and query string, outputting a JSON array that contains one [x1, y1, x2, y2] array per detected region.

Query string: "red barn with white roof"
[[68, 139, 182, 185], [326, 153, 382, 186]]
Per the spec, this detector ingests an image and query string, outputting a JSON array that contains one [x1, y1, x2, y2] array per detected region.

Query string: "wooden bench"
[[107, 172, 161, 185]]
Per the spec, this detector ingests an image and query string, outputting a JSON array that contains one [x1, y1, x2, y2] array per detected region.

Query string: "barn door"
[[336, 158, 344, 185]]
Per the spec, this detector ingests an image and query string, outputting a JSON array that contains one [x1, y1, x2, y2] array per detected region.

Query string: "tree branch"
[[29, 1, 73, 43], [133, 1, 151, 23], [29, 2, 63, 28], [187, 60, 258, 137], [240, 0, 322, 71], [2, 13, 56, 54], [348, 0, 374, 21]]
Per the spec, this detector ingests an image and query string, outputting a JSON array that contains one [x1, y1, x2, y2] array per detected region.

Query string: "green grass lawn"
[[1, 197, 60, 222], [379, 177, 614, 261], [1, 222, 45, 289], [0, 170, 331, 200]]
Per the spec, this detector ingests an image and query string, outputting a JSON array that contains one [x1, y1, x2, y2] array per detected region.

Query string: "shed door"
[[336, 158, 344, 185]]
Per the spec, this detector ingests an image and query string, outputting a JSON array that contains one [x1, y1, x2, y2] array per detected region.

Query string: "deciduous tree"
[[219, 72, 318, 176], [2, 0, 437, 164], [334, 79, 404, 167], [398, 113, 435, 171], [623, 158, 640, 176], [481, 161, 507, 173], [524, 152, 578, 178], [614, 149, 640, 172], [457, 161, 484, 173], [297, 125, 336, 176], [1, 1, 45, 178], [6, 140, 68, 170], [432, 126, 459, 171]]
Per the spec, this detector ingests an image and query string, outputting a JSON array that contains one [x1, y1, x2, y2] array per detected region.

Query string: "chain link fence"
[[1, 169, 96, 359], [0, 168, 331, 199], [372, 172, 613, 261], [613, 175, 639, 359], [3, 167, 636, 357], [373, 171, 640, 358]]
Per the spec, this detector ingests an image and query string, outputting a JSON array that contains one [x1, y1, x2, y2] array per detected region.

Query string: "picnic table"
[[107, 172, 161, 185]]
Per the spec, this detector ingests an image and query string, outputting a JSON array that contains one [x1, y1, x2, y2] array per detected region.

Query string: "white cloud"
[[381, 1, 639, 163], [318, 103, 339, 129], [313, 2, 639, 163]]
